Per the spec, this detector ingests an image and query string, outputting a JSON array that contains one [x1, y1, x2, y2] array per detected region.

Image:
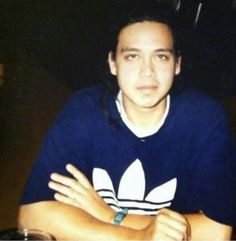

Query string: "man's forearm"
[[18, 201, 144, 240], [103, 208, 232, 240], [120, 213, 155, 229], [18, 202, 189, 240], [19, 201, 231, 240], [184, 212, 232, 240]]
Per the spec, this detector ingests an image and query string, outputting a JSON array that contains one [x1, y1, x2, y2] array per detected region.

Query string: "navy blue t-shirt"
[[21, 85, 236, 226]]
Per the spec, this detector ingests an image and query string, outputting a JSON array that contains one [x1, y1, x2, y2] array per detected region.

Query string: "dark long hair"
[[100, 1, 183, 123]]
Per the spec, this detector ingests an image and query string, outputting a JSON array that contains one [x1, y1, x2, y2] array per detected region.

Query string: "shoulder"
[[56, 85, 104, 121], [169, 89, 230, 137], [172, 89, 226, 120], [40, 85, 107, 153], [45, 85, 107, 137], [65, 85, 103, 111]]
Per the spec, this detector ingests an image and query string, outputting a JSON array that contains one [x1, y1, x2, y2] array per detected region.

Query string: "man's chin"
[[135, 97, 167, 110]]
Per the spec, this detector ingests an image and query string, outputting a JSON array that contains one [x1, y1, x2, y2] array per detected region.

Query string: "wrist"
[[113, 208, 128, 225], [106, 209, 117, 224], [135, 228, 149, 240]]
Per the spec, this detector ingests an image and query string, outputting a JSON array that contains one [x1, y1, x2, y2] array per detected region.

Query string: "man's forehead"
[[116, 21, 174, 51]]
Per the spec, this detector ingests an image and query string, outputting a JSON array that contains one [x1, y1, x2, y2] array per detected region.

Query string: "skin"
[[48, 164, 190, 240], [18, 21, 232, 240], [108, 21, 181, 130]]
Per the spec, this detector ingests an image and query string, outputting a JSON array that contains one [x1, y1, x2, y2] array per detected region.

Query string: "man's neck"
[[116, 92, 170, 138], [120, 95, 168, 131]]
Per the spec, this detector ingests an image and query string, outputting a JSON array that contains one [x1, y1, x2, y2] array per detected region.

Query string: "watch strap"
[[114, 208, 128, 225]]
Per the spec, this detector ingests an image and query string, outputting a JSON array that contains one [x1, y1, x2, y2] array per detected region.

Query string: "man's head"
[[106, 1, 182, 61], [105, 2, 182, 112]]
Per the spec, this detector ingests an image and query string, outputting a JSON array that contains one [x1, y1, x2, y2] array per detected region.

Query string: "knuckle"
[[69, 179, 77, 186], [156, 215, 164, 224], [179, 233, 185, 240], [157, 212, 166, 220], [157, 222, 164, 230], [179, 222, 187, 231], [172, 230, 184, 241], [71, 190, 79, 199]]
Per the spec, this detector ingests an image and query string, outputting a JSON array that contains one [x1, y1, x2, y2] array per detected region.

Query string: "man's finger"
[[48, 181, 79, 200], [158, 212, 188, 235], [162, 208, 187, 224], [66, 164, 92, 188], [50, 172, 82, 192], [54, 193, 80, 208]]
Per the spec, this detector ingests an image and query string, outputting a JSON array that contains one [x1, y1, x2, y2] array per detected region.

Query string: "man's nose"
[[140, 58, 154, 78]]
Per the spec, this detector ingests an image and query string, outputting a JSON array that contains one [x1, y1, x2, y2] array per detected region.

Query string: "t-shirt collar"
[[116, 91, 170, 138]]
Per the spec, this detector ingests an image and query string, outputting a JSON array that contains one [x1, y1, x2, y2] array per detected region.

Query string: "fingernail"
[[50, 173, 57, 179], [66, 164, 73, 170]]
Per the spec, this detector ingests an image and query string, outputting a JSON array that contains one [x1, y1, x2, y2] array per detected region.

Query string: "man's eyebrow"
[[154, 48, 173, 53], [120, 47, 174, 53], [120, 47, 141, 53]]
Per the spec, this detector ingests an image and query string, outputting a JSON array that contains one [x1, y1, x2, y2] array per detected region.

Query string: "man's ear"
[[175, 56, 182, 75], [108, 52, 117, 76]]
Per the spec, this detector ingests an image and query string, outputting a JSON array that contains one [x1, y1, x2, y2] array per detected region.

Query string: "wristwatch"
[[114, 208, 128, 225]]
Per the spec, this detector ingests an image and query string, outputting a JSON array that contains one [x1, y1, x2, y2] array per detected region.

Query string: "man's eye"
[[126, 54, 138, 60], [156, 54, 169, 61]]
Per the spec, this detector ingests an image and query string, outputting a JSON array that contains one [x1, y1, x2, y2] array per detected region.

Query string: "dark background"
[[1, 0, 235, 93], [0, 0, 235, 231]]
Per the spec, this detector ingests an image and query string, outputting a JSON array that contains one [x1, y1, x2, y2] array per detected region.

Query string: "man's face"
[[108, 21, 181, 112]]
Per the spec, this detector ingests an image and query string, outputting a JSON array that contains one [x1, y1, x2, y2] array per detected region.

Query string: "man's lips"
[[136, 85, 158, 91]]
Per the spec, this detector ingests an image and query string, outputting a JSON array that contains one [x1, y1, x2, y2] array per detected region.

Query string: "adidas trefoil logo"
[[92, 159, 177, 215]]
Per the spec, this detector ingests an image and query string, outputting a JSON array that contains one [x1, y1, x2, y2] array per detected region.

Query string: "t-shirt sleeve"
[[185, 107, 236, 226], [20, 96, 92, 204]]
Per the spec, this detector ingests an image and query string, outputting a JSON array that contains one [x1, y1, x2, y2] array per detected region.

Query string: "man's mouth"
[[136, 85, 158, 91]]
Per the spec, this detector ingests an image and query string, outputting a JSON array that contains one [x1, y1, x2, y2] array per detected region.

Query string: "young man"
[[18, 2, 235, 240]]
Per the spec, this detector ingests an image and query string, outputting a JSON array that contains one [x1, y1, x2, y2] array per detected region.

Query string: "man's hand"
[[48, 164, 115, 223], [48, 164, 191, 240], [144, 209, 191, 241]]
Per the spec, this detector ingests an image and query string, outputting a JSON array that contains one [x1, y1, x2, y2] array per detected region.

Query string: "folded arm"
[[46, 164, 232, 240], [18, 201, 141, 240], [185, 213, 232, 240], [18, 164, 232, 240], [18, 201, 190, 240], [18, 201, 232, 240]]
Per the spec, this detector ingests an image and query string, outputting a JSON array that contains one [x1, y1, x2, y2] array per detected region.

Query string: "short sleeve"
[[186, 109, 236, 226], [20, 95, 92, 204]]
